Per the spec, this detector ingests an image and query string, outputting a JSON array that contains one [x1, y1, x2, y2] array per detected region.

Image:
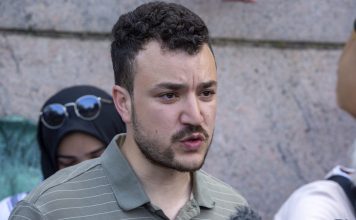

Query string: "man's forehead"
[[132, 41, 216, 90], [135, 42, 215, 71]]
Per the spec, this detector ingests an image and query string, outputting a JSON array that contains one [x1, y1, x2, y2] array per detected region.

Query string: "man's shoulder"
[[197, 170, 248, 206]]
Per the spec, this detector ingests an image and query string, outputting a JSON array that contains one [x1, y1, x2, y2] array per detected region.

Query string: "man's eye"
[[200, 90, 216, 100], [201, 90, 215, 96], [159, 92, 179, 103], [163, 93, 176, 99]]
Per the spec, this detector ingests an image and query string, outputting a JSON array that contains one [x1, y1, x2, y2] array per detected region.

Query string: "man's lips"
[[180, 133, 206, 150], [180, 133, 205, 142]]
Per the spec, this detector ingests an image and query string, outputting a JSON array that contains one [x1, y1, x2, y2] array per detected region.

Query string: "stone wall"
[[1, 0, 356, 219]]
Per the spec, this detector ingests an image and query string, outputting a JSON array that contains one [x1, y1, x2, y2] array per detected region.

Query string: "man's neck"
[[121, 135, 193, 219], [141, 171, 192, 220]]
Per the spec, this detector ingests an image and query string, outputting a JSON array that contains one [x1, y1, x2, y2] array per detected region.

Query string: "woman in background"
[[0, 85, 126, 219]]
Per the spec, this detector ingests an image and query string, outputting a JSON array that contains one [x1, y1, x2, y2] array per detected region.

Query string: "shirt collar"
[[192, 171, 215, 208], [100, 134, 150, 210]]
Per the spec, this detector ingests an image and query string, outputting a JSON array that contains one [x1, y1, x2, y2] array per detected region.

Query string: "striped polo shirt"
[[10, 134, 248, 220]]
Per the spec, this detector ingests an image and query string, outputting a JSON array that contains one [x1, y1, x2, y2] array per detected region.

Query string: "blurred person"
[[10, 2, 251, 220], [0, 85, 125, 219], [38, 85, 125, 179], [274, 19, 356, 220], [337, 19, 356, 119]]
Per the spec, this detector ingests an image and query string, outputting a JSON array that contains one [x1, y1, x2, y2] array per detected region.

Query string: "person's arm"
[[274, 181, 349, 220], [9, 200, 45, 220], [275, 195, 336, 220], [337, 19, 356, 118]]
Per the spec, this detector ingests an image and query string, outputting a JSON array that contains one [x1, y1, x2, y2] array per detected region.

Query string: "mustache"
[[171, 125, 209, 142]]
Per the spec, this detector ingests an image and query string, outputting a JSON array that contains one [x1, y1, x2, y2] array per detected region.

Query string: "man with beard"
[[10, 2, 249, 220]]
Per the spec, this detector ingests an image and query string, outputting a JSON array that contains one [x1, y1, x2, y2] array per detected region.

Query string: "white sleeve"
[[274, 181, 353, 220], [0, 196, 12, 220]]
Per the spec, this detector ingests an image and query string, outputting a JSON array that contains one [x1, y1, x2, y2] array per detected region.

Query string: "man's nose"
[[180, 95, 204, 125]]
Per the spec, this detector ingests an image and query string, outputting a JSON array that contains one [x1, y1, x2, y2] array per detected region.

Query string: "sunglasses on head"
[[40, 95, 113, 129]]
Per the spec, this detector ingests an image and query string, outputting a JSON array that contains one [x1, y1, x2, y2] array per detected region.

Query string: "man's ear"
[[112, 85, 132, 123]]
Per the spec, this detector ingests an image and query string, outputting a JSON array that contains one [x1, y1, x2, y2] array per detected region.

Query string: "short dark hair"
[[111, 1, 211, 94]]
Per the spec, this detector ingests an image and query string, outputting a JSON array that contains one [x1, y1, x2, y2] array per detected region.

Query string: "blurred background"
[[0, 0, 356, 219]]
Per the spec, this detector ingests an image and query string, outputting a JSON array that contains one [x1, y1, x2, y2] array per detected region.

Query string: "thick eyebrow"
[[152, 82, 188, 91], [198, 80, 217, 90], [150, 80, 217, 94]]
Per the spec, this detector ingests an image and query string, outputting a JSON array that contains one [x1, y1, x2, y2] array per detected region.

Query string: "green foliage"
[[0, 115, 42, 200]]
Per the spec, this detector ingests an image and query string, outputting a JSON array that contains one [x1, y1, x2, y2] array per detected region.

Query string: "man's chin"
[[170, 147, 210, 172], [169, 159, 205, 172]]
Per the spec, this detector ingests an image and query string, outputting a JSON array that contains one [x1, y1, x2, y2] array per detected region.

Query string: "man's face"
[[129, 41, 217, 172]]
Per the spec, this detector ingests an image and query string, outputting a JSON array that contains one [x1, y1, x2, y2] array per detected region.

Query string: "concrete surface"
[[0, 0, 355, 43]]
